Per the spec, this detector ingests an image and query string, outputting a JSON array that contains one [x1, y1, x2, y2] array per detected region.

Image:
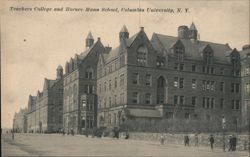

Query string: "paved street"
[[1, 133, 249, 157]]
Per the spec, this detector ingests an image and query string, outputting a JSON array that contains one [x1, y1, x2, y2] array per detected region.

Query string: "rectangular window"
[[220, 82, 224, 92], [132, 92, 138, 104], [114, 77, 117, 88], [174, 95, 178, 105], [235, 100, 240, 110], [114, 95, 117, 106], [174, 77, 178, 87], [132, 73, 139, 84], [231, 100, 235, 109], [145, 93, 151, 104], [109, 80, 111, 90], [104, 82, 106, 91], [180, 96, 184, 105], [179, 78, 184, 89], [120, 93, 124, 104], [220, 68, 224, 75], [211, 98, 214, 109], [146, 74, 151, 86], [206, 67, 209, 73], [174, 63, 178, 70], [202, 97, 206, 108], [220, 99, 224, 109], [206, 81, 210, 90], [191, 79, 196, 89], [231, 83, 234, 92], [192, 65, 196, 72], [99, 84, 101, 93], [202, 66, 205, 73], [84, 85, 88, 93], [206, 98, 210, 108], [246, 67, 250, 76], [192, 97, 196, 106], [211, 81, 215, 91], [235, 83, 240, 93], [211, 67, 214, 74], [202, 80, 206, 90], [179, 64, 184, 71], [246, 83, 250, 93], [109, 97, 112, 107], [120, 74, 124, 86]]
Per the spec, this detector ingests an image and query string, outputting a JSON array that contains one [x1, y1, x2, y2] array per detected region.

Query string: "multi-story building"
[[62, 33, 107, 134], [240, 44, 250, 130], [97, 23, 242, 132], [18, 23, 248, 133], [26, 67, 64, 133], [13, 108, 28, 133]]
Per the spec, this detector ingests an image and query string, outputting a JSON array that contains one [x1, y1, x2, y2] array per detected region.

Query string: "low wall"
[[129, 132, 249, 151]]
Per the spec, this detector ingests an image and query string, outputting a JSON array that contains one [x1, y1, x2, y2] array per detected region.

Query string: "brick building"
[[26, 67, 64, 133], [62, 33, 107, 134], [240, 45, 250, 130], [96, 23, 243, 132], [13, 108, 28, 133], [18, 23, 248, 133]]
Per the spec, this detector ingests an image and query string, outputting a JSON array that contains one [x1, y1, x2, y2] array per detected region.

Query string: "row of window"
[[165, 112, 227, 121]]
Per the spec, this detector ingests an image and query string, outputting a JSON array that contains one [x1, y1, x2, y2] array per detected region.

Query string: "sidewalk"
[[1, 139, 34, 156]]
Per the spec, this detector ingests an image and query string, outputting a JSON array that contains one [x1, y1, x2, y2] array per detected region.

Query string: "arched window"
[[157, 76, 167, 104], [137, 45, 147, 66], [85, 67, 94, 79]]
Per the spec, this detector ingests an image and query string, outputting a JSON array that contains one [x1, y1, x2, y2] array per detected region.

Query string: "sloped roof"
[[190, 22, 197, 30], [128, 108, 161, 118], [240, 46, 250, 59], [86, 32, 94, 39], [120, 25, 128, 32], [152, 33, 232, 63], [126, 33, 139, 47]]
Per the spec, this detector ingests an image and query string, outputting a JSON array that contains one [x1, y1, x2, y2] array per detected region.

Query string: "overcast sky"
[[1, 0, 249, 128]]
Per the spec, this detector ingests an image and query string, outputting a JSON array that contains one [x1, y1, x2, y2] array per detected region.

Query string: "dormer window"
[[174, 47, 184, 62], [172, 40, 185, 62], [204, 51, 213, 64], [85, 66, 94, 79], [201, 44, 214, 65], [137, 45, 147, 66]]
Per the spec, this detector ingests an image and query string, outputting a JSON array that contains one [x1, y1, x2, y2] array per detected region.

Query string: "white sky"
[[1, 0, 249, 128]]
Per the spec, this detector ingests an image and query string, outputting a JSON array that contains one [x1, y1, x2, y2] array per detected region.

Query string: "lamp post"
[[222, 117, 226, 152]]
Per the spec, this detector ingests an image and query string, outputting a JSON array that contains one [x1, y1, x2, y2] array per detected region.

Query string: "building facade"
[[26, 67, 64, 133], [62, 33, 106, 134], [13, 108, 28, 133], [17, 23, 248, 133], [96, 24, 243, 132], [240, 45, 250, 130]]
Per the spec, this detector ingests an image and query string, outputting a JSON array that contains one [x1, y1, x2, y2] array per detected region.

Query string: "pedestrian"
[[209, 134, 214, 150], [184, 135, 189, 147], [194, 133, 198, 147], [70, 128, 74, 136], [160, 134, 165, 145], [232, 135, 237, 151], [62, 128, 65, 136], [228, 135, 233, 151]]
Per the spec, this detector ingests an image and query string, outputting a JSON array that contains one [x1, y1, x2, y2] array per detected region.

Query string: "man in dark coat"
[[209, 135, 214, 150], [184, 135, 189, 147]]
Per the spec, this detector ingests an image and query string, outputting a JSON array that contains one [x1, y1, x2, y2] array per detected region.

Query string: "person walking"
[[209, 134, 214, 150], [194, 133, 199, 147], [228, 135, 233, 151], [160, 134, 165, 145], [184, 135, 189, 147]]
